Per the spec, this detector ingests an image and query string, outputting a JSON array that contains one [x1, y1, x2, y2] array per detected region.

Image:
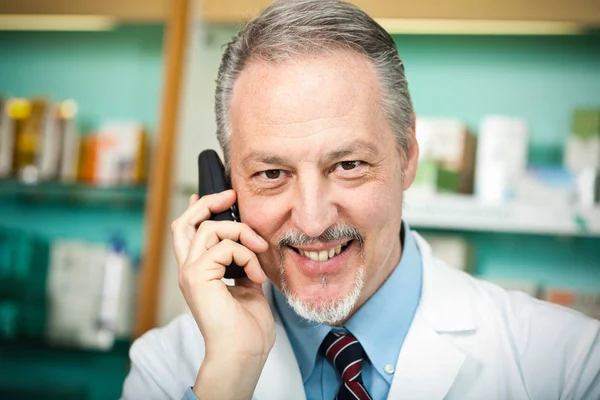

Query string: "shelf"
[[0, 336, 131, 355], [403, 191, 600, 237], [0, 180, 146, 209]]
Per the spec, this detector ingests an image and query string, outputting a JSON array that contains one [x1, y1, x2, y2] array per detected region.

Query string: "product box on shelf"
[[564, 109, 600, 174], [80, 121, 147, 186], [414, 118, 476, 194], [543, 287, 600, 320], [474, 115, 529, 204]]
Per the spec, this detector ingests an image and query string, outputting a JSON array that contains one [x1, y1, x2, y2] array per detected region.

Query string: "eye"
[[259, 169, 282, 180], [333, 161, 363, 172]]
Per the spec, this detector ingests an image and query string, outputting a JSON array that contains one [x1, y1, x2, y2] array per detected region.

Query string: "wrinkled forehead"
[[228, 51, 388, 147]]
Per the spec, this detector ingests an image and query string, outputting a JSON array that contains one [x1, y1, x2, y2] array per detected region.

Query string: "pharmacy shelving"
[[403, 191, 600, 237], [0, 180, 146, 209]]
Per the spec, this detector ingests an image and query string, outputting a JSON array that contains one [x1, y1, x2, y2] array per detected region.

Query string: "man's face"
[[229, 51, 417, 324]]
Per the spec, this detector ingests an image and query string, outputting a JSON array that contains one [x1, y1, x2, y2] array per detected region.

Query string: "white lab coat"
[[122, 232, 600, 399]]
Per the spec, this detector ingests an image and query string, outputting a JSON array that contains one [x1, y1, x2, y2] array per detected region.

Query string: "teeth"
[[295, 241, 350, 262]]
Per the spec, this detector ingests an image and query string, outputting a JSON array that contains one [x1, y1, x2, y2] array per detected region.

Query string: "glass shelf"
[[0, 179, 147, 209]]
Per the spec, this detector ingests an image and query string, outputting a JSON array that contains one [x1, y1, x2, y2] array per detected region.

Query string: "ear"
[[401, 113, 419, 191]]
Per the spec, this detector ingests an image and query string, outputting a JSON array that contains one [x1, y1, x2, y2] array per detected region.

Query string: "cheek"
[[345, 180, 401, 230], [237, 194, 290, 275], [238, 195, 287, 239]]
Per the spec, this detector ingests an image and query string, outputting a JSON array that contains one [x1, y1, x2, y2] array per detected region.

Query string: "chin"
[[280, 267, 366, 325]]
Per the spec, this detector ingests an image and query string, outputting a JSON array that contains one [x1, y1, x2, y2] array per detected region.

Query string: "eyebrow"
[[323, 140, 379, 163], [242, 152, 289, 170], [241, 139, 380, 169]]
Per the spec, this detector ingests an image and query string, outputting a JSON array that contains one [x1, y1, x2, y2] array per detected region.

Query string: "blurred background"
[[0, 0, 599, 398]]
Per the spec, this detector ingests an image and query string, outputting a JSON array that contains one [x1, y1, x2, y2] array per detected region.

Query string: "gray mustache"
[[279, 223, 364, 248]]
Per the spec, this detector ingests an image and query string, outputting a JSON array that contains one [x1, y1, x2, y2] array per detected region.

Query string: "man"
[[122, 0, 600, 399]]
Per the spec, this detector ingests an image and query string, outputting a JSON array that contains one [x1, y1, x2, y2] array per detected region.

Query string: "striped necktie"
[[320, 331, 373, 400]]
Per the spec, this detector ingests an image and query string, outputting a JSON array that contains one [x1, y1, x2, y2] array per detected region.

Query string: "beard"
[[280, 266, 365, 325], [276, 222, 366, 325]]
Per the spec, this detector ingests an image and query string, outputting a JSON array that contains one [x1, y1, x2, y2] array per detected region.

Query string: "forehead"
[[228, 51, 388, 148]]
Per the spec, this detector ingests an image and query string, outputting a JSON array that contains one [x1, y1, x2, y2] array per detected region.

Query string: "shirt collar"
[[273, 221, 423, 383]]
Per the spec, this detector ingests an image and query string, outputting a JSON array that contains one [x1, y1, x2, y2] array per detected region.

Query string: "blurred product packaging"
[[474, 115, 529, 204], [483, 277, 540, 298], [414, 118, 476, 194], [79, 121, 147, 186], [516, 166, 577, 208], [0, 97, 15, 177], [565, 109, 600, 173], [39, 100, 80, 182], [0, 97, 147, 187], [0, 97, 80, 183], [419, 233, 473, 273], [564, 108, 600, 207], [45, 238, 136, 350], [543, 288, 600, 320]]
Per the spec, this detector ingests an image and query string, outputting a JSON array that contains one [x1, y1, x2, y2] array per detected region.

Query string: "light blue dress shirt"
[[182, 222, 422, 400], [273, 222, 423, 399]]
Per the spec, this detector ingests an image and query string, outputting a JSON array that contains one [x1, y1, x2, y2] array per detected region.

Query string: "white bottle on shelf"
[[96, 236, 129, 349]]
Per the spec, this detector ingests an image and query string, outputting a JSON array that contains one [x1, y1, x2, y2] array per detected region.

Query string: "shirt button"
[[384, 364, 395, 374]]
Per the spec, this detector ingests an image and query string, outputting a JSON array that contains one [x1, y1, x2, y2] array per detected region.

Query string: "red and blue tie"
[[320, 331, 373, 400]]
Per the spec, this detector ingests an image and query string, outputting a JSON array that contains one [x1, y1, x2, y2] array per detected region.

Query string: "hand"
[[171, 190, 275, 398]]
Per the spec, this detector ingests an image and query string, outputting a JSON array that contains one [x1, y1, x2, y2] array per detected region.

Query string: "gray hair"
[[215, 0, 414, 170]]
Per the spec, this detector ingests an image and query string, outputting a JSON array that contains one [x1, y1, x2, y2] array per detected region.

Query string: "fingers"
[[234, 277, 262, 291], [171, 190, 236, 266], [187, 220, 268, 265], [189, 193, 199, 206], [181, 239, 267, 287]]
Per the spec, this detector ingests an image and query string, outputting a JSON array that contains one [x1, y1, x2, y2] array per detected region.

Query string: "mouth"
[[287, 240, 353, 262]]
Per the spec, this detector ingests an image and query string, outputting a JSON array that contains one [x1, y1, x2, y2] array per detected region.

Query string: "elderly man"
[[122, 0, 600, 399]]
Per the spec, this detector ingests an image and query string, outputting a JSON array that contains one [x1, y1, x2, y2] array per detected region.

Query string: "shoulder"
[[122, 314, 205, 400], [438, 258, 599, 351], [130, 312, 203, 358], [428, 257, 600, 398], [415, 230, 599, 347]]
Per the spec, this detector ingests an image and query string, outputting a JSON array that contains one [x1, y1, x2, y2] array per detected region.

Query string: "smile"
[[289, 240, 352, 262]]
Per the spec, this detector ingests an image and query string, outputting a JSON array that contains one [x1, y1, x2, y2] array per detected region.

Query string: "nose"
[[291, 172, 338, 238]]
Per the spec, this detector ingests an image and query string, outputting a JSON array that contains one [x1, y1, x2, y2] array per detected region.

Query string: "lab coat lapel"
[[387, 312, 466, 399], [253, 283, 306, 400], [388, 232, 476, 399]]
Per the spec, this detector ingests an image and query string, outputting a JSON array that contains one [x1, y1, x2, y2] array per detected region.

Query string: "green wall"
[[0, 25, 164, 132], [396, 34, 600, 163]]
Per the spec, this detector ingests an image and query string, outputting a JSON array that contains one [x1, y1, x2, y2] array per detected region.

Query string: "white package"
[[475, 115, 529, 204]]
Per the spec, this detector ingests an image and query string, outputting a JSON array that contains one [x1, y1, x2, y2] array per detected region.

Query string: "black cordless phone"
[[198, 150, 247, 279]]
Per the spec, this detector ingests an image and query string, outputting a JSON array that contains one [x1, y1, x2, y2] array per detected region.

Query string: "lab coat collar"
[[254, 282, 306, 400], [413, 231, 476, 333], [386, 231, 476, 399]]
